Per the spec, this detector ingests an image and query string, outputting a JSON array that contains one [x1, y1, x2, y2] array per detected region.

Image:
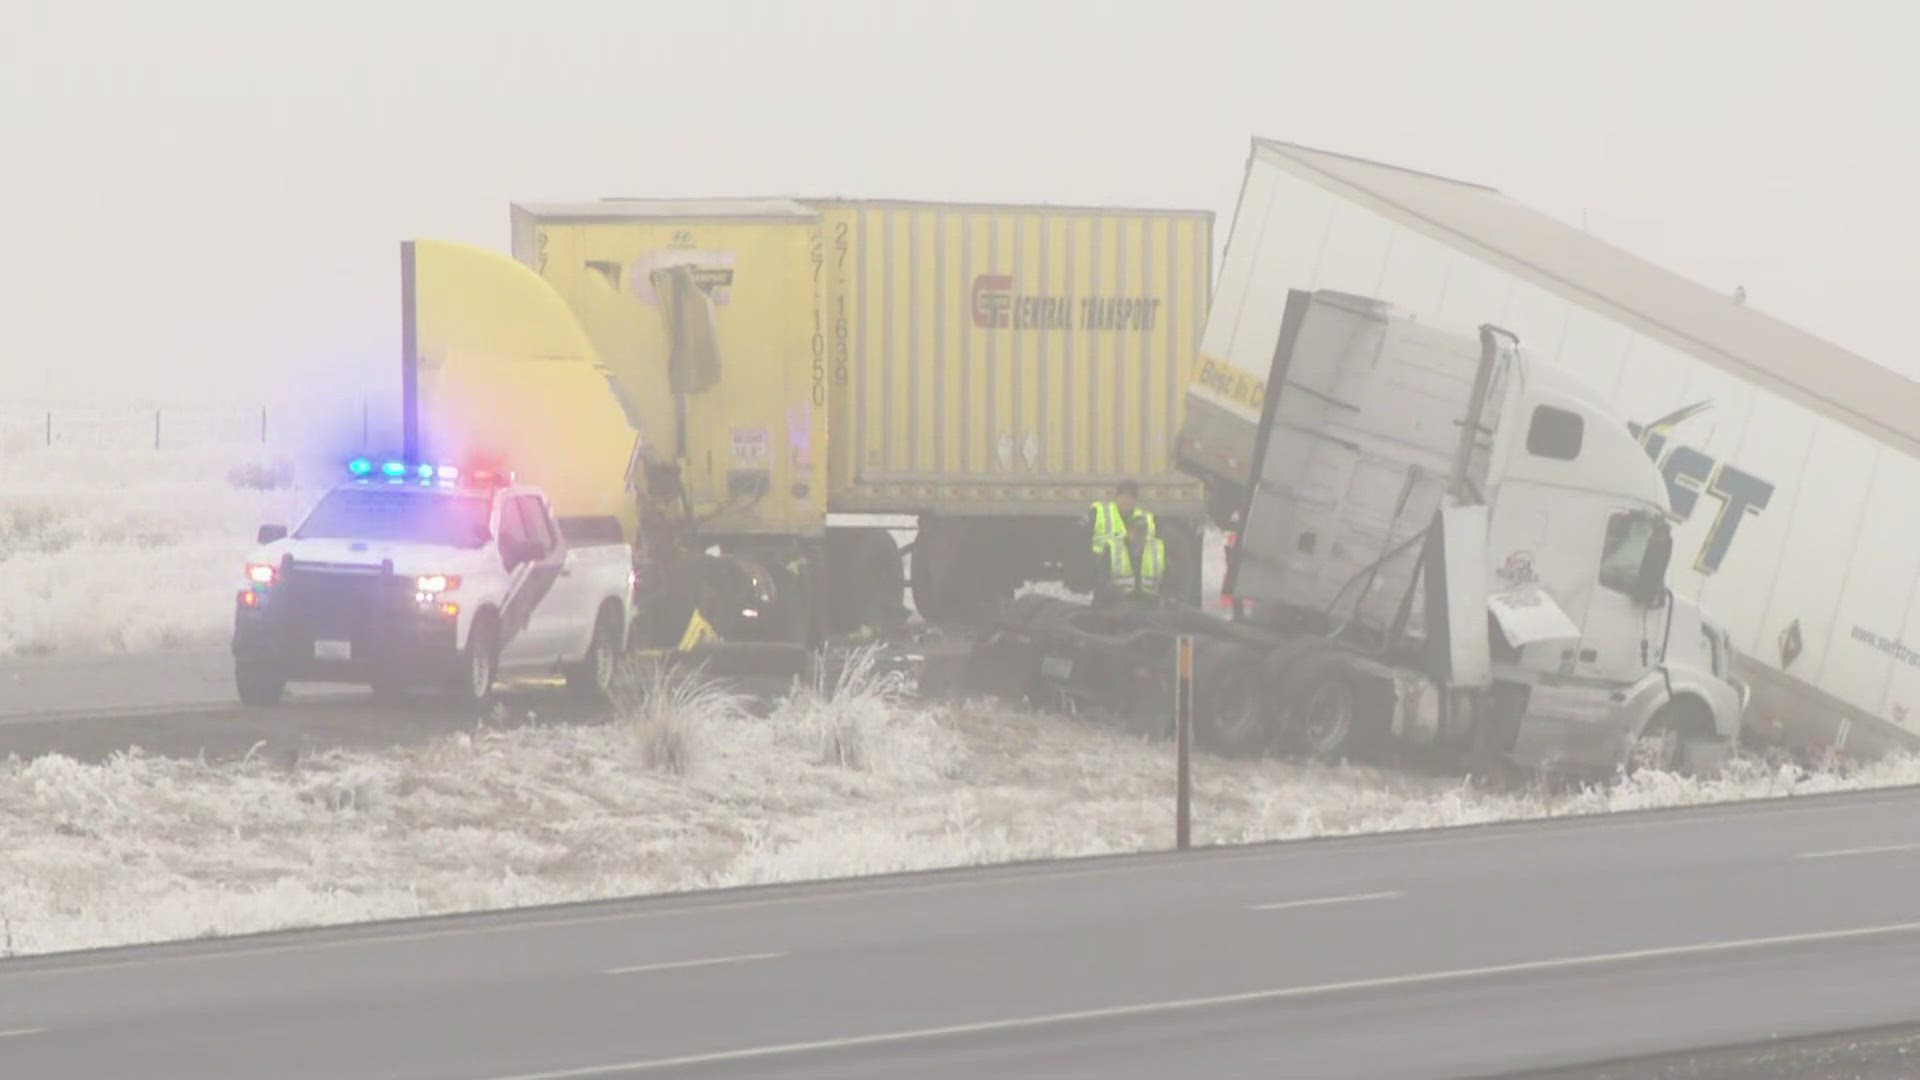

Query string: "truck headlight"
[[414, 574, 460, 595], [246, 563, 277, 586]]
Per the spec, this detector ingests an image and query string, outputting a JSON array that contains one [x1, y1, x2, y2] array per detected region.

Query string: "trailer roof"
[[1252, 137, 1920, 458], [521, 196, 1212, 219], [513, 198, 818, 222]]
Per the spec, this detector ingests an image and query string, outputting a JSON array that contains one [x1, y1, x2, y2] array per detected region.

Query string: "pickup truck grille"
[[279, 563, 405, 640]]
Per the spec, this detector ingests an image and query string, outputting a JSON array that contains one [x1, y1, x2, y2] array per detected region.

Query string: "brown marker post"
[[1176, 635, 1193, 850]]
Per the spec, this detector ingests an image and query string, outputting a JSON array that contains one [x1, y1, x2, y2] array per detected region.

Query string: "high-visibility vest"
[[1101, 533, 1166, 597], [1090, 502, 1157, 550]]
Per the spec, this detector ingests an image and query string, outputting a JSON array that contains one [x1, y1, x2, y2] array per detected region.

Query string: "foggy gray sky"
[[2, 0, 1909, 409]]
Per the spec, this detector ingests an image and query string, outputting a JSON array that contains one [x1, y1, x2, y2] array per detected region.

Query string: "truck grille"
[[279, 563, 403, 641]]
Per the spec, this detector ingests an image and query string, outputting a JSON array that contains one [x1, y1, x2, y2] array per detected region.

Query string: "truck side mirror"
[[1634, 519, 1673, 606], [257, 524, 288, 545], [501, 539, 539, 569]]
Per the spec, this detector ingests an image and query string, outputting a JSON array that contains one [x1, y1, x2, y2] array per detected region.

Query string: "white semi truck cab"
[[232, 458, 634, 710], [1189, 289, 1746, 772]]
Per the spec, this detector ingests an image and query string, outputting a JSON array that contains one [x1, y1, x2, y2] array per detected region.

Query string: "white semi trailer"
[[1180, 137, 1920, 761]]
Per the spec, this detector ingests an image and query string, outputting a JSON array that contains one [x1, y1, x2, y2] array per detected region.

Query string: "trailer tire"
[[911, 519, 981, 623], [1282, 655, 1362, 763], [1195, 647, 1280, 754], [235, 660, 286, 708], [828, 529, 907, 635], [1159, 523, 1204, 607]]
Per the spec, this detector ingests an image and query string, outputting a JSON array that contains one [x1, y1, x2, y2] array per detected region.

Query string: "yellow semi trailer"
[[404, 197, 1212, 645]]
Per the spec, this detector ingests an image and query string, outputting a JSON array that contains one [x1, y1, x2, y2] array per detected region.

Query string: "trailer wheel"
[[1159, 523, 1205, 607], [1284, 656, 1360, 763], [827, 529, 907, 635], [235, 660, 286, 708], [1195, 647, 1280, 754]]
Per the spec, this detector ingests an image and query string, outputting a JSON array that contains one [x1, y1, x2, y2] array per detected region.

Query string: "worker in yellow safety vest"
[[1088, 480, 1165, 604]]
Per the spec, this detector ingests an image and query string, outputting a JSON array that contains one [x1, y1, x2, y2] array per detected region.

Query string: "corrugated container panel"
[[512, 198, 1210, 525], [819, 201, 1211, 516]]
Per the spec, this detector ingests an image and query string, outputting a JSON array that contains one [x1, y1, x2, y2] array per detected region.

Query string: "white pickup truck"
[[232, 459, 634, 710]]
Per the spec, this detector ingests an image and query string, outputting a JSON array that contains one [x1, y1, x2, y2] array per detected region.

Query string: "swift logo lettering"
[[968, 274, 1162, 332], [1629, 403, 1775, 575]]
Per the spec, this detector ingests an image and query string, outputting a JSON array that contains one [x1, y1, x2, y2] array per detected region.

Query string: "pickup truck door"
[[496, 493, 568, 670]]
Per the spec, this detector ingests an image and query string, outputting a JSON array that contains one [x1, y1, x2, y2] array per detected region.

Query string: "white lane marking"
[[11, 787, 1920, 983], [1798, 841, 1920, 860], [1247, 890, 1402, 912], [478, 920, 1920, 1080], [604, 951, 785, 976], [0, 1027, 46, 1039]]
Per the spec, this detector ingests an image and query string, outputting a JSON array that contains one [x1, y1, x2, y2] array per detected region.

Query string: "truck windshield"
[[294, 488, 493, 548]]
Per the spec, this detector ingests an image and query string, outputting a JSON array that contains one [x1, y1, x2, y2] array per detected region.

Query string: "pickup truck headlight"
[[246, 563, 277, 585], [414, 574, 461, 595]]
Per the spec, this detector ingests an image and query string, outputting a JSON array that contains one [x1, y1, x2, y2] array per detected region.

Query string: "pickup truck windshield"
[[294, 488, 493, 548]]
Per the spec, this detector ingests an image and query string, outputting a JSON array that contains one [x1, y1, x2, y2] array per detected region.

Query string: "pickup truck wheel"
[[448, 619, 498, 711], [568, 606, 621, 706], [235, 661, 286, 708]]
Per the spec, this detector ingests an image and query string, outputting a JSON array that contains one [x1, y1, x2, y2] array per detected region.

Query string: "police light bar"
[[347, 458, 501, 487]]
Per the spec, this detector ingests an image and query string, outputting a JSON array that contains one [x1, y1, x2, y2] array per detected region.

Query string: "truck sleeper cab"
[[1204, 290, 1745, 773]]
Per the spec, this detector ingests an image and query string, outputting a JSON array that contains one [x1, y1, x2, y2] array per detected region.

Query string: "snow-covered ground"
[[3, 656, 1916, 958], [0, 445, 318, 656]]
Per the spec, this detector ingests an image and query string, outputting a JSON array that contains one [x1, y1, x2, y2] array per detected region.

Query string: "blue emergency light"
[[345, 459, 489, 486]]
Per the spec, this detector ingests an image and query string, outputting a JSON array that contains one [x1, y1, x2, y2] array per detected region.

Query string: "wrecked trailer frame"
[[963, 288, 1745, 777], [963, 565, 1516, 773], [964, 594, 1418, 763]]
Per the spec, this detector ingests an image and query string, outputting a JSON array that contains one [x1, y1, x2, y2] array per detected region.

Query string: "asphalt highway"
[[0, 647, 588, 763], [2, 784, 1919, 1078], [0, 638, 963, 763]]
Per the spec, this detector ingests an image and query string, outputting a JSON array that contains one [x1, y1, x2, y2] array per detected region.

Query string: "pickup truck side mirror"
[[1633, 519, 1673, 607], [501, 539, 540, 569], [257, 524, 288, 545]]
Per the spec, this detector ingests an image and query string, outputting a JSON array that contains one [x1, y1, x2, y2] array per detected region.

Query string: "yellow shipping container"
[[508, 198, 1213, 530], [813, 201, 1213, 520]]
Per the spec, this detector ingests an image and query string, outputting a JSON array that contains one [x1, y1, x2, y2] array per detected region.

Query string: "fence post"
[[260, 405, 268, 445], [45, 410, 52, 446], [1175, 635, 1193, 851], [154, 409, 161, 450]]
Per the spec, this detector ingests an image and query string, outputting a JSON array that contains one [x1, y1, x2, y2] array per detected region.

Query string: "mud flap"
[[677, 609, 722, 651]]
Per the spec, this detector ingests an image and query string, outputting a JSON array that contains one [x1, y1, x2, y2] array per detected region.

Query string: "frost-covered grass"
[[0, 446, 319, 656], [3, 657, 1917, 958]]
